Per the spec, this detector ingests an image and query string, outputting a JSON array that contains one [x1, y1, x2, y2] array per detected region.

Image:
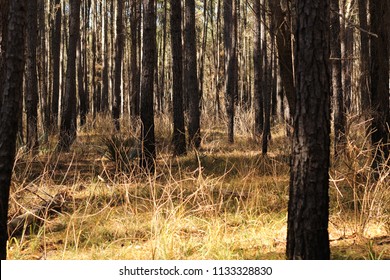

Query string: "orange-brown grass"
[[7, 111, 390, 260]]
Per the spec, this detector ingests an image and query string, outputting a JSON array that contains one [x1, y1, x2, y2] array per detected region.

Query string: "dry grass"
[[7, 111, 390, 260]]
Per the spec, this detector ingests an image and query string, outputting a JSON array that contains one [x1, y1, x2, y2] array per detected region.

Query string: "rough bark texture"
[[358, 0, 370, 113], [38, 0, 50, 142], [58, 0, 80, 151], [113, 0, 124, 131], [0, 0, 9, 108], [274, 1, 295, 117], [101, 0, 109, 113], [130, 0, 140, 117], [78, 22, 87, 127], [330, 0, 345, 156], [170, 0, 187, 156], [224, 0, 237, 143], [185, 0, 201, 148], [287, 0, 331, 260], [370, 0, 390, 167], [140, 0, 156, 171], [261, 0, 270, 155], [0, 0, 26, 260], [253, 0, 263, 135], [25, 0, 39, 151], [51, 0, 61, 131]]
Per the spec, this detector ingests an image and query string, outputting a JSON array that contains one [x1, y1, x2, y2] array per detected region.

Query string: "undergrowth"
[[7, 111, 390, 260]]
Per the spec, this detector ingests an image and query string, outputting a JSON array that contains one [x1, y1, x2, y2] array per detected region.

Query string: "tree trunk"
[[0, 0, 26, 260], [158, 0, 168, 113], [184, 0, 201, 148], [38, 0, 50, 143], [130, 0, 140, 117], [261, 0, 271, 155], [370, 0, 390, 168], [224, 0, 237, 143], [253, 0, 263, 135], [113, 0, 124, 131], [91, 0, 97, 119], [25, 0, 39, 151], [287, 0, 331, 260], [101, 0, 109, 113], [83, 0, 91, 119], [58, 0, 80, 151], [199, 0, 208, 109], [170, 0, 187, 156], [330, 0, 345, 157], [358, 0, 370, 113], [51, 0, 61, 131], [0, 0, 9, 109], [273, 1, 295, 117], [140, 0, 157, 171], [78, 16, 87, 127]]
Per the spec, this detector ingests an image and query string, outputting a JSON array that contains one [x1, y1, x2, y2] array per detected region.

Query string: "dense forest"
[[0, 0, 389, 260]]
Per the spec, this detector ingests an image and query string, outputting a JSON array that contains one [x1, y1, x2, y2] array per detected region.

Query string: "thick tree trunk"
[[0, 0, 9, 109], [113, 0, 124, 131], [0, 0, 26, 260], [370, 0, 390, 167], [171, 0, 187, 156], [287, 0, 331, 260], [25, 0, 39, 151], [184, 0, 201, 148], [140, 0, 157, 171], [58, 0, 80, 151], [273, 1, 295, 117]]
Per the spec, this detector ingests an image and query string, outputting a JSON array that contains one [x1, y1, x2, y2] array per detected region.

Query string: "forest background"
[[0, 0, 389, 260]]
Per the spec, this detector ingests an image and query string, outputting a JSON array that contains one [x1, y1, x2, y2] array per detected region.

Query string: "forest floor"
[[7, 113, 390, 260]]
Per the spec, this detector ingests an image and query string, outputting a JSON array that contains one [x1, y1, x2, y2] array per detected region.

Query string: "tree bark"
[[101, 0, 109, 113], [0, 0, 26, 260], [358, 0, 370, 113], [130, 0, 140, 117], [224, 0, 237, 143], [370, 0, 390, 167], [25, 0, 39, 151], [287, 0, 331, 260], [171, 0, 187, 156], [261, 0, 271, 155], [58, 0, 80, 151], [51, 0, 61, 131], [78, 15, 87, 127], [38, 0, 50, 142], [273, 1, 295, 117], [140, 0, 157, 171], [253, 0, 263, 135], [330, 0, 345, 157], [184, 0, 201, 148], [113, 0, 124, 131], [0, 0, 9, 109]]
